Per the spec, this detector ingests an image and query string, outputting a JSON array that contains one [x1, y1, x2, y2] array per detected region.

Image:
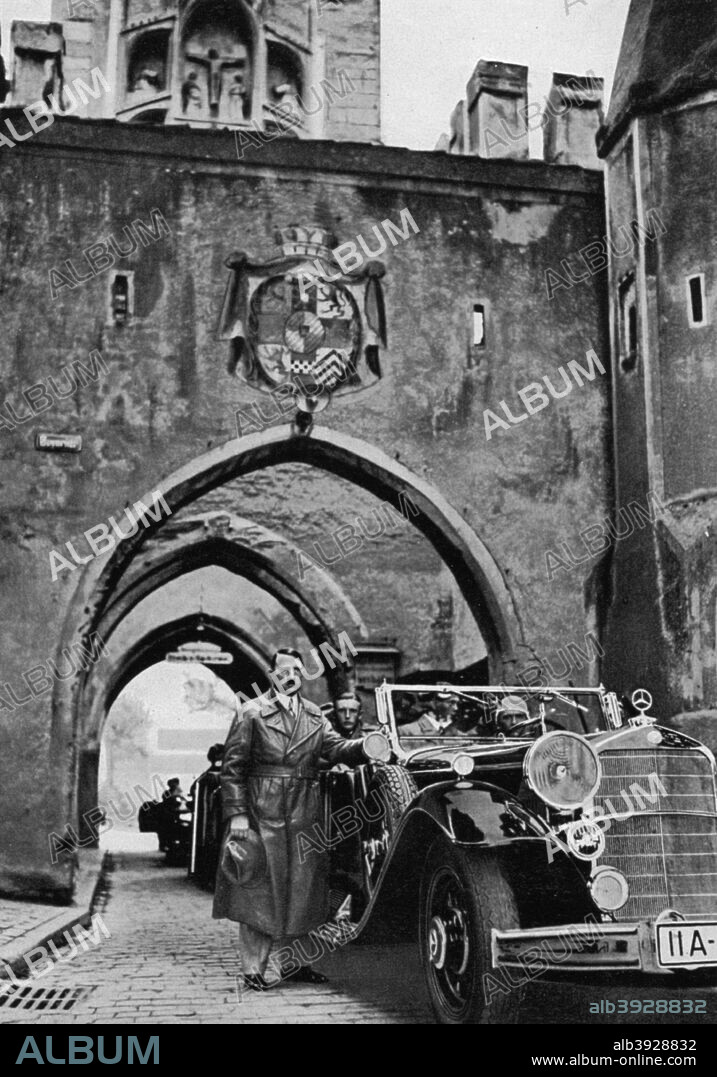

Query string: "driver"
[[495, 694, 531, 735]]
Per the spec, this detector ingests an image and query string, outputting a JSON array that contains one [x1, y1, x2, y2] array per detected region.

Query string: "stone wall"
[[0, 117, 608, 895], [37, 0, 381, 136], [320, 0, 380, 142], [601, 100, 717, 717]]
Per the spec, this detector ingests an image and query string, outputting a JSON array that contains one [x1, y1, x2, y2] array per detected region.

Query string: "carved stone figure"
[[181, 70, 203, 113], [184, 45, 247, 112], [131, 65, 163, 94], [228, 74, 247, 120], [271, 81, 295, 107]]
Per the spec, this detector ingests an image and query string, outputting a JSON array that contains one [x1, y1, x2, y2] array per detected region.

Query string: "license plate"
[[656, 922, 717, 968]]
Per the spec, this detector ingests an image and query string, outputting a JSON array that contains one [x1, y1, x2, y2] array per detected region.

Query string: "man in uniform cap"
[[399, 685, 459, 737], [213, 647, 368, 991]]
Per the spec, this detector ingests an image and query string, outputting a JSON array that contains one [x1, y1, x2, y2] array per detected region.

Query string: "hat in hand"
[[221, 831, 267, 887]]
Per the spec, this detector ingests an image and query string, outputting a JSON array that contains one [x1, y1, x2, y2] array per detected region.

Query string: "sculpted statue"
[[131, 64, 163, 94], [228, 74, 247, 120], [185, 46, 247, 112], [181, 70, 203, 113]]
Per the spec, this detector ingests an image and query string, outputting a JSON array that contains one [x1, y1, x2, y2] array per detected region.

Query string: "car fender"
[[355, 780, 596, 942], [404, 779, 551, 846]]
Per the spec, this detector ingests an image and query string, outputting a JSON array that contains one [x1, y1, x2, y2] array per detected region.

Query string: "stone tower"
[[7, 0, 380, 142], [597, 0, 717, 719]]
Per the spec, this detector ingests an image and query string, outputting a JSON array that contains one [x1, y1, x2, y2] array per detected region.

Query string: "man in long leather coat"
[[213, 648, 367, 990]]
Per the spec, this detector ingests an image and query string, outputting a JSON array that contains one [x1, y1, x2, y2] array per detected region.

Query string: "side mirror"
[[363, 731, 392, 763]]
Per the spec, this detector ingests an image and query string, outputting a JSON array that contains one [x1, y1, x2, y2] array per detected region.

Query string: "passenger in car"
[[399, 687, 459, 736]]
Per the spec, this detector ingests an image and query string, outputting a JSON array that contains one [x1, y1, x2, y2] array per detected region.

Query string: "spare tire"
[[361, 764, 418, 898]]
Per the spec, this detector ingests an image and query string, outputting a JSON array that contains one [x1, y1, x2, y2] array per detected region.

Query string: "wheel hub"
[[428, 916, 448, 969]]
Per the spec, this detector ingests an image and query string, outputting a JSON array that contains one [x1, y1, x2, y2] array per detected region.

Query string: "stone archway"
[[76, 612, 271, 841], [70, 508, 368, 832], [87, 612, 271, 743], [98, 510, 367, 647], [53, 424, 523, 859]]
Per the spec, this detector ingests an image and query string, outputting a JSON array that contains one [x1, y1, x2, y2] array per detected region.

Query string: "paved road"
[[0, 836, 432, 1025], [1, 834, 714, 1025]]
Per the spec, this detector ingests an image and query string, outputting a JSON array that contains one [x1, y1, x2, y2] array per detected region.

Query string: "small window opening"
[[619, 273, 637, 372], [687, 274, 706, 327], [628, 303, 637, 355], [109, 272, 134, 326], [472, 304, 486, 347]]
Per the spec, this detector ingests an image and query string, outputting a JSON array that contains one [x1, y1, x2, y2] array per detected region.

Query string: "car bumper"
[[492, 920, 717, 975]]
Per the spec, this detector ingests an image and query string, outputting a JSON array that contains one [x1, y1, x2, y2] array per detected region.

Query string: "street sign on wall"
[[165, 645, 233, 666], [35, 432, 83, 453]]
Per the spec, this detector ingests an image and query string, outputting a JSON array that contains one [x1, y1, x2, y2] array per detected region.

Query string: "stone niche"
[[10, 21, 64, 108], [119, 17, 174, 122], [179, 0, 254, 124], [117, 0, 311, 130], [265, 39, 304, 132], [127, 28, 171, 97]]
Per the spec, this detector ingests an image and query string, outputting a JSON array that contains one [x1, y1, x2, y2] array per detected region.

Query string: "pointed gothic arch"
[[51, 424, 523, 870]]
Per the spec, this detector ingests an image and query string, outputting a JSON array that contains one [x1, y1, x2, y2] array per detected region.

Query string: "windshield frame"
[[375, 683, 615, 756]]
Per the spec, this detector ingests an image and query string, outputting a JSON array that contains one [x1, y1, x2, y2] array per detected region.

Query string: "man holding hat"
[[213, 647, 367, 991]]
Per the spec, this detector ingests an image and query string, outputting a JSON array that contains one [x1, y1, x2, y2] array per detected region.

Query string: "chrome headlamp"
[[525, 731, 601, 810]]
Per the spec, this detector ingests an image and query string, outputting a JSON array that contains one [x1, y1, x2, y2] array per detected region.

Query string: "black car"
[[324, 682, 717, 1023], [190, 681, 717, 1023]]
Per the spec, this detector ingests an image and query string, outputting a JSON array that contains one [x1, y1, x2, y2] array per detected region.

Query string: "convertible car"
[[322, 682, 717, 1023], [191, 681, 717, 1024]]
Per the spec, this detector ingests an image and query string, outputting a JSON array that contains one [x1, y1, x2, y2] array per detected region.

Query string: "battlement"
[[441, 58, 604, 170]]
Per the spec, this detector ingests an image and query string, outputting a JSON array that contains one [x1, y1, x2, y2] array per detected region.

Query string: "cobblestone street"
[[1, 833, 715, 1026], [0, 835, 432, 1025]]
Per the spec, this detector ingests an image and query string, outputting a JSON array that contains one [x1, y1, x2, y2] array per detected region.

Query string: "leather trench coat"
[[212, 693, 365, 937]]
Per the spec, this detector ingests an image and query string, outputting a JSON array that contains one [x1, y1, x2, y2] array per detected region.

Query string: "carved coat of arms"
[[218, 227, 387, 406]]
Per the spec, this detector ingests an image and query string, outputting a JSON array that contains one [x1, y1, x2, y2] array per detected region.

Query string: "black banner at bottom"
[[0, 1023, 711, 1068]]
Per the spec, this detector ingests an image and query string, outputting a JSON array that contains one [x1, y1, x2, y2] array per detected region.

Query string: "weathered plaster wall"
[[648, 104, 717, 499], [0, 119, 608, 895], [319, 0, 380, 142], [602, 101, 717, 718]]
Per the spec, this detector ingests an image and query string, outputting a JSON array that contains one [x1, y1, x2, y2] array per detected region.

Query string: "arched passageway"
[[76, 613, 271, 841], [68, 508, 368, 823], [97, 511, 367, 650], [53, 425, 522, 854]]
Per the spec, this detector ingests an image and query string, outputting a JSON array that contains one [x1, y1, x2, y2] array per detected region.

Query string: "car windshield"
[[387, 687, 608, 748]]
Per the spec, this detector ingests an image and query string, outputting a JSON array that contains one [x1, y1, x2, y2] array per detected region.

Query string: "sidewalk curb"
[[0, 849, 108, 981]]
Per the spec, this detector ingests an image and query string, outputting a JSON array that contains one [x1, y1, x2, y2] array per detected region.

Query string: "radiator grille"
[[595, 748, 717, 921]]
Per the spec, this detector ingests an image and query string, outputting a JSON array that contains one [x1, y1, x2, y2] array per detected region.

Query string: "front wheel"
[[419, 840, 524, 1024]]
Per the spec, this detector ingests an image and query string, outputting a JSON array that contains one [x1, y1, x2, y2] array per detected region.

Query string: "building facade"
[[0, 0, 713, 899]]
